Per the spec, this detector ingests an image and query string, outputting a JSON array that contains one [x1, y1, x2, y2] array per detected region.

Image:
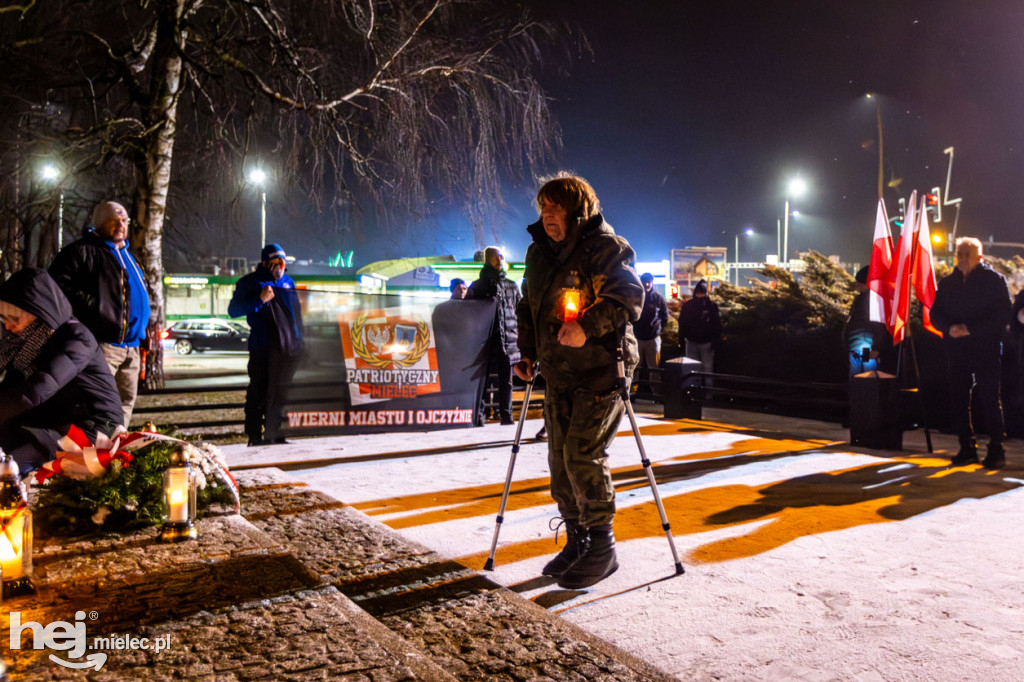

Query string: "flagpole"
[[902, 207, 934, 453]]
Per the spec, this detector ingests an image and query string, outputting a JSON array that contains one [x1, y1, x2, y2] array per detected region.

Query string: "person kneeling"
[[0, 269, 123, 473]]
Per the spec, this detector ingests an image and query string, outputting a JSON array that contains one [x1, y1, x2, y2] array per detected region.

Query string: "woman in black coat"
[[0, 269, 123, 472]]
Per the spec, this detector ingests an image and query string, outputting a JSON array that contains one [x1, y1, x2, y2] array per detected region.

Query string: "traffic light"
[[925, 187, 941, 222], [669, 282, 679, 299]]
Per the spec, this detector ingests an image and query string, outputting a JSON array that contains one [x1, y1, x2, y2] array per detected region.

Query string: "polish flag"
[[866, 198, 895, 330], [889, 190, 917, 344], [914, 196, 941, 336]]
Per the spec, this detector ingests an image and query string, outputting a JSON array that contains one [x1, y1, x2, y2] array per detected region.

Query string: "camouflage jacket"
[[517, 213, 643, 389]]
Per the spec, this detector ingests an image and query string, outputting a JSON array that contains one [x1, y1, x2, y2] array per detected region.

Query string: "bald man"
[[931, 237, 1012, 469], [50, 201, 151, 427]]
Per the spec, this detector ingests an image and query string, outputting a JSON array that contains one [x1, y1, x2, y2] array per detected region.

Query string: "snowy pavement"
[[221, 408, 1024, 681]]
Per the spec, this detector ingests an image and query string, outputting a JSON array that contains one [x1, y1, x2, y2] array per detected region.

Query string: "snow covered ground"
[[223, 407, 1024, 681]]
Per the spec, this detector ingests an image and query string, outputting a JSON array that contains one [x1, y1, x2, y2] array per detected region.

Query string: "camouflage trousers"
[[544, 379, 625, 528]]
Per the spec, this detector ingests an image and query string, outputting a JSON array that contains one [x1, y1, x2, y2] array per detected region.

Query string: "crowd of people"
[[0, 200, 306, 470], [3, 179, 1023, 590]]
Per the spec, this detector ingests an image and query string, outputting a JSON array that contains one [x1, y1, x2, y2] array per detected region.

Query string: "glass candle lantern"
[[561, 288, 582, 324], [159, 449, 197, 542], [0, 451, 33, 596]]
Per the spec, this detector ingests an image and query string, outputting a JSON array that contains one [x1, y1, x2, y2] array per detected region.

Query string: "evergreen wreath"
[[34, 431, 238, 537]]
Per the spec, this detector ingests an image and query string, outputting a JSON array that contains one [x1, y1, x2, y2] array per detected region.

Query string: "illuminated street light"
[[866, 93, 884, 199], [247, 168, 268, 249], [783, 177, 807, 268], [39, 163, 65, 251], [734, 227, 755, 285]]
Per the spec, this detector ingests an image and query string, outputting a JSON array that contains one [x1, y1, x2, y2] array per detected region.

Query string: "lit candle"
[[562, 289, 581, 323], [0, 513, 24, 580], [166, 467, 189, 523]]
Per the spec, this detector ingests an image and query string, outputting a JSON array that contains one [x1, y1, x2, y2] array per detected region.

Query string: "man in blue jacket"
[[50, 201, 150, 427], [228, 243, 305, 446]]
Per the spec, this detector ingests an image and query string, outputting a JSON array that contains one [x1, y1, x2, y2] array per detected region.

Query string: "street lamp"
[[866, 93, 883, 199], [40, 163, 64, 251], [247, 168, 268, 249], [734, 227, 754, 285], [783, 176, 807, 268]]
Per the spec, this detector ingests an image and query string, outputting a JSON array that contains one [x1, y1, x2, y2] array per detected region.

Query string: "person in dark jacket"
[[228, 243, 305, 446], [515, 173, 644, 589], [49, 201, 151, 427], [468, 247, 522, 425], [677, 279, 722, 391], [930, 237, 1012, 468], [633, 272, 668, 395], [844, 265, 895, 377], [0, 269, 123, 473]]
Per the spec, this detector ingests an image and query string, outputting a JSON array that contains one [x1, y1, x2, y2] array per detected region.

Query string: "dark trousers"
[[478, 350, 513, 424], [948, 351, 1004, 446], [245, 349, 300, 442]]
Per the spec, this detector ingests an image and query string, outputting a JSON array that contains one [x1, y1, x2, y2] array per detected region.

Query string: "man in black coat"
[[930, 237, 1012, 468], [49, 201, 151, 427], [633, 272, 668, 395], [0, 269, 123, 472], [468, 246, 521, 425], [677, 279, 722, 394]]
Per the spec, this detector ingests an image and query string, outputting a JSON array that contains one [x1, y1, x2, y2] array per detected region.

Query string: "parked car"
[[161, 319, 250, 355]]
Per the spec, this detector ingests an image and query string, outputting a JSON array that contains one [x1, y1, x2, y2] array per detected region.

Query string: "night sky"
[[485, 0, 1024, 268]]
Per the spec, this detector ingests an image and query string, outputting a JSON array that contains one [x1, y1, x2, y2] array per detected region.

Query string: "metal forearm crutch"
[[617, 344, 685, 575], [483, 371, 537, 571]]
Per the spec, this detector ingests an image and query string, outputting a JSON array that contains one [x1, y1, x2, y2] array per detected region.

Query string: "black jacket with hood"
[[48, 229, 147, 345], [516, 213, 643, 388], [0, 269, 123, 440], [467, 263, 522, 363]]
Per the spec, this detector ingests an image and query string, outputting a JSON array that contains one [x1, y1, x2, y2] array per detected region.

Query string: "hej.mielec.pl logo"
[[7, 610, 171, 670]]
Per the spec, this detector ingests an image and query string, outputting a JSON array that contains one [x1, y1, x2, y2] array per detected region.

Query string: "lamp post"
[[40, 164, 64, 251], [734, 227, 754, 285], [248, 168, 267, 249], [783, 177, 807, 268], [866, 93, 883, 199]]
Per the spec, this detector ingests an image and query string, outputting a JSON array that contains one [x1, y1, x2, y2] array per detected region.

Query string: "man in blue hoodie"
[[229, 243, 305, 446], [50, 201, 151, 427]]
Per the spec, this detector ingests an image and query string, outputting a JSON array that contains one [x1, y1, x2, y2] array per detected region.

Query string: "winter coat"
[[49, 229, 150, 346], [517, 213, 644, 388], [0, 269, 123, 434], [228, 265, 305, 355], [468, 264, 522, 363], [930, 263, 1011, 358], [634, 287, 669, 341], [678, 296, 722, 345]]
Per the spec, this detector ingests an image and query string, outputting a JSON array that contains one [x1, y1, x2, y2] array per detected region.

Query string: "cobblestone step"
[[5, 468, 670, 680], [237, 468, 675, 681]]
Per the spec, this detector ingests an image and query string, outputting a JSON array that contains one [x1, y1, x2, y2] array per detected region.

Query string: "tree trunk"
[[134, 0, 191, 390]]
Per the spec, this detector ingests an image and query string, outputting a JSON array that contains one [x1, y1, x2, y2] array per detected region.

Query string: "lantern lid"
[[0, 450, 19, 480]]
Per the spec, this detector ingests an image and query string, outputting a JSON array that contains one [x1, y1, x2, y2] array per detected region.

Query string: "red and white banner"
[[338, 307, 441, 405]]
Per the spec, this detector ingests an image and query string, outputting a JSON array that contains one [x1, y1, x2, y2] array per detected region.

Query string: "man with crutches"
[[513, 173, 644, 589]]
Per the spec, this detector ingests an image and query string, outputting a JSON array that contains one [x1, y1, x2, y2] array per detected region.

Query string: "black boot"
[[950, 439, 979, 466], [542, 519, 584, 577], [983, 441, 1006, 469], [557, 523, 619, 589]]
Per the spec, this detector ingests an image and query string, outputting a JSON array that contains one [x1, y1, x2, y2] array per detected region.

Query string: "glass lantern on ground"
[[0, 451, 34, 596], [159, 449, 198, 542]]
